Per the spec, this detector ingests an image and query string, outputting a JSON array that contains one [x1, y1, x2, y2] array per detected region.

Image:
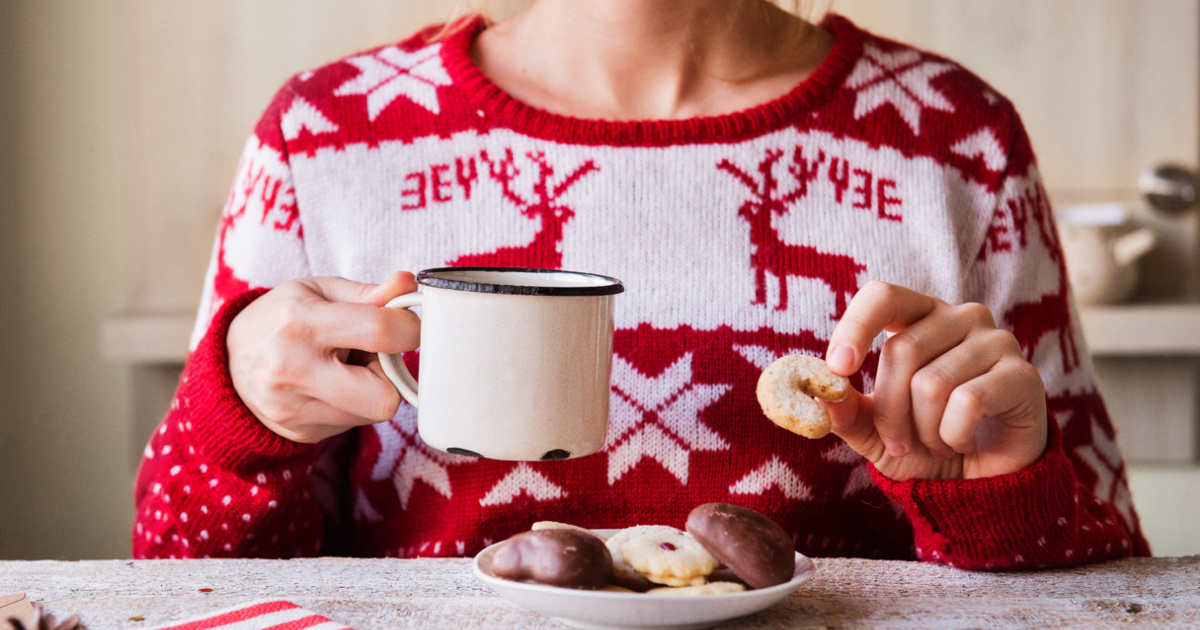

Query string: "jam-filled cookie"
[[604, 526, 673, 591], [615, 526, 719, 587]]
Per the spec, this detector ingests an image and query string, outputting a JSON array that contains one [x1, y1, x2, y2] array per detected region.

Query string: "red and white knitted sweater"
[[134, 15, 1151, 568]]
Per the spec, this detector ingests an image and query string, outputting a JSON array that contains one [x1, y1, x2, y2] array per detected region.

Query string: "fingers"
[[284, 275, 419, 418], [908, 326, 1014, 458], [306, 273, 421, 353], [235, 336, 401, 437], [875, 302, 996, 456], [826, 281, 941, 376], [825, 389, 885, 462], [822, 281, 1048, 480], [265, 397, 386, 444], [938, 356, 1046, 456], [829, 282, 972, 457], [306, 300, 421, 355], [828, 282, 1013, 456], [229, 272, 421, 443], [276, 274, 421, 355], [304, 271, 417, 307], [307, 354, 403, 424]]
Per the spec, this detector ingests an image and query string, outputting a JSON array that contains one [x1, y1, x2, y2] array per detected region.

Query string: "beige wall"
[[0, 0, 463, 560], [0, 0, 130, 559], [0, 0, 19, 556], [116, 0, 472, 317]]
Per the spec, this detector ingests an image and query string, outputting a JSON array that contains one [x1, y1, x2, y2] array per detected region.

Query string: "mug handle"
[[378, 294, 422, 408]]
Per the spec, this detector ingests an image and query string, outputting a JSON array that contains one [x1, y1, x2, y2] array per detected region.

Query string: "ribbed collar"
[[439, 13, 865, 146]]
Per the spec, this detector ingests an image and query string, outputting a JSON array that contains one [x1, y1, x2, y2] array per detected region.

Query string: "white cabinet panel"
[[1127, 465, 1200, 556]]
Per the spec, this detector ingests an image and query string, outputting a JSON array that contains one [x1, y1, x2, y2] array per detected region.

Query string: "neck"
[[472, 0, 830, 120]]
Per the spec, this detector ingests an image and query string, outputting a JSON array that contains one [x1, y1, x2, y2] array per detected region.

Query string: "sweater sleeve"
[[133, 79, 328, 559], [871, 116, 1151, 570], [133, 289, 327, 559]]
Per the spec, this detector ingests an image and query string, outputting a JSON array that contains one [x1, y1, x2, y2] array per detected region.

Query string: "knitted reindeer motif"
[[1001, 185, 1080, 372], [450, 149, 598, 269], [718, 147, 865, 316], [211, 163, 270, 312], [212, 162, 301, 313]]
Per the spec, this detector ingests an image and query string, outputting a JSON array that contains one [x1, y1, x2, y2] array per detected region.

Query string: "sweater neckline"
[[439, 14, 865, 147]]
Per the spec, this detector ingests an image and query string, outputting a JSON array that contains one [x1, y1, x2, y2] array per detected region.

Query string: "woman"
[[134, 0, 1149, 568]]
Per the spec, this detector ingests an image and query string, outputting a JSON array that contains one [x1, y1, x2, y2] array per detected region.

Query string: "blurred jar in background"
[[1058, 204, 1157, 306]]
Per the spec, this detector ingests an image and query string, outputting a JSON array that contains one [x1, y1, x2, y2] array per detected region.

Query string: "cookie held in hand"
[[756, 354, 850, 438]]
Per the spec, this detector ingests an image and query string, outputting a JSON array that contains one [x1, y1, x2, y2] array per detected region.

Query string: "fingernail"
[[828, 344, 855, 373], [882, 437, 908, 457]]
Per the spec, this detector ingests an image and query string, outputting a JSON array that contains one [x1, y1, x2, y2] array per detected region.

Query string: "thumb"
[[826, 390, 886, 463], [305, 271, 418, 306]]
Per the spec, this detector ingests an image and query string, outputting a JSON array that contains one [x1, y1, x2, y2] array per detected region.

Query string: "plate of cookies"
[[473, 502, 816, 630]]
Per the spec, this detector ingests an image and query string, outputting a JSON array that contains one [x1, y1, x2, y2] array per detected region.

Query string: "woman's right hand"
[[226, 271, 421, 443]]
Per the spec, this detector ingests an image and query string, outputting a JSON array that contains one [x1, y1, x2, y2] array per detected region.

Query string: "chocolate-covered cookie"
[[490, 528, 613, 589], [685, 502, 795, 589]]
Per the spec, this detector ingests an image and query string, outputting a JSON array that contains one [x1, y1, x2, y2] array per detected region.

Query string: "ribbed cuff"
[[871, 421, 1074, 569], [182, 289, 319, 473]]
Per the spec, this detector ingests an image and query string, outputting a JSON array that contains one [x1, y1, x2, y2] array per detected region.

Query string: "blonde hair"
[[427, 0, 504, 41]]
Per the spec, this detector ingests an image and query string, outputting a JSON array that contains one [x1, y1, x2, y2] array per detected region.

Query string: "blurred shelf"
[[99, 304, 1200, 366], [100, 314, 193, 365], [1080, 303, 1200, 356]]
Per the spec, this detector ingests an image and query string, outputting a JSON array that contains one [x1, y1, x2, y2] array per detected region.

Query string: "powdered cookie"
[[605, 526, 674, 591], [617, 527, 719, 586], [756, 354, 851, 438], [645, 582, 746, 596]]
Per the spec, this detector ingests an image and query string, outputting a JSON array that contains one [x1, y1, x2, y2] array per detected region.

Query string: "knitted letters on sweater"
[[134, 15, 1150, 568]]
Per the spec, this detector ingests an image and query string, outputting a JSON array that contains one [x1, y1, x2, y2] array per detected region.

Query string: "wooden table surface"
[[2, 555, 1199, 629]]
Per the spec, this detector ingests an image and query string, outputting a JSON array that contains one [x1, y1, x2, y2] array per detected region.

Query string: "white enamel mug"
[[378, 267, 623, 461]]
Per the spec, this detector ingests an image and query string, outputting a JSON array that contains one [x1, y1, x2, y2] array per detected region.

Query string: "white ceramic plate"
[[473, 529, 816, 630]]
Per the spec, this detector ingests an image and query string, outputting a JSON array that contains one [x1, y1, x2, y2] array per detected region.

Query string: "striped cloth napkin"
[[149, 600, 353, 630]]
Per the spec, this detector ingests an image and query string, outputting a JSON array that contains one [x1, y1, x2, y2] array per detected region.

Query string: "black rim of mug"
[[416, 267, 625, 296]]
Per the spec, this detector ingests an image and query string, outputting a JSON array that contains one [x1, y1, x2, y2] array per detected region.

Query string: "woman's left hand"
[[823, 281, 1048, 480]]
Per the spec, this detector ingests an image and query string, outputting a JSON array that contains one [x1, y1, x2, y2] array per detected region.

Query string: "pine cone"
[[8, 604, 84, 630]]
